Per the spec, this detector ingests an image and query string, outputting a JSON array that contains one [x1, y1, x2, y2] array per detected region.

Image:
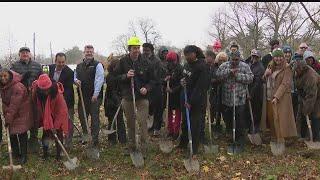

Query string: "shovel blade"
[[103, 129, 116, 135], [270, 141, 285, 156], [63, 157, 79, 170], [130, 151, 144, 168], [159, 140, 174, 153], [204, 144, 219, 154], [248, 133, 262, 146], [86, 147, 100, 160], [2, 165, 22, 171], [227, 144, 243, 155], [183, 158, 200, 173], [304, 141, 320, 150]]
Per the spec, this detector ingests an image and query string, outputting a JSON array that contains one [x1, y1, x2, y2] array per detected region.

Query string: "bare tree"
[[111, 33, 130, 55], [208, 8, 230, 49], [300, 2, 320, 32]]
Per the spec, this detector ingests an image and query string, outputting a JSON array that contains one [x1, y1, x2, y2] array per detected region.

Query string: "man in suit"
[[48, 52, 75, 150]]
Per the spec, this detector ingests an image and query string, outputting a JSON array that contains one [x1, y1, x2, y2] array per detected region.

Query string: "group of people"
[[0, 36, 320, 166]]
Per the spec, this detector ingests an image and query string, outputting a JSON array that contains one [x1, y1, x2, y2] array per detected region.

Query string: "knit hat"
[[303, 50, 315, 61], [37, 74, 52, 90], [229, 50, 241, 59], [272, 48, 284, 57], [166, 51, 178, 62], [19, 47, 30, 53], [251, 49, 261, 57], [282, 45, 292, 54], [292, 53, 303, 61]]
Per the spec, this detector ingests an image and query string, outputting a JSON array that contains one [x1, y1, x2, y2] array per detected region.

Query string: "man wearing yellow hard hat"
[[114, 36, 154, 158]]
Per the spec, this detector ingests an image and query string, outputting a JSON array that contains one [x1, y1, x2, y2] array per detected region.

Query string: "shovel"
[[204, 91, 219, 154], [52, 130, 79, 170], [129, 77, 144, 168], [227, 86, 243, 155], [1, 115, 22, 172], [159, 80, 174, 153], [270, 103, 285, 156], [79, 87, 100, 160], [246, 88, 262, 146], [104, 103, 122, 135], [304, 115, 320, 149], [182, 86, 200, 173]]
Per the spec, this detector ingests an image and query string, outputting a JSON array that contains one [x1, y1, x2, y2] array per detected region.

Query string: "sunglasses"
[[299, 47, 308, 49]]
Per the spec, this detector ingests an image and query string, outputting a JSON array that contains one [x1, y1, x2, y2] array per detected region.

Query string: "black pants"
[[300, 113, 320, 141], [10, 132, 28, 158], [222, 105, 246, 143], [247, 97, 262, 133], [180, 107, 202, 154], [292, 92, 298, 120], [42, 130, 64, 157], [107, 107, 127, 144], [150, 88, 164, 131], [200, 96, 207, 143], [0, 116, 2, 143]]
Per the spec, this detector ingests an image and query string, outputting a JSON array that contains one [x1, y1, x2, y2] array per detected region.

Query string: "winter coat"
[[295, 65, 320, 117], [209, 63, 223, 113], [48, 64, 75, 109], [216, 61, 253, 107], [248, 61, 265, 103], [303, 50, 320, 74], [114, 54, 154, 101], [104, 71, 122, 117], [262, 63, 297, 137], [10, 60, 42, 89], [261, 52, 272, 70], [181, 58, 209, 110], [0, 71, 32, 135], [167, 63, 183, 110], [32, 81, 69, 135]]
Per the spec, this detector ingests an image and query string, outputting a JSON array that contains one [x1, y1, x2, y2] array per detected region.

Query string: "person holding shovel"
[[216, 50, 253, 152], [262, 48, 297, 154], [294, 56, 320, 142], [0, 69, 32, 164], [165, 51, 183, 140], [31, 74, 69, 160], [178, 45, 208, 157], [104, 57, 127, 145], [114, 36, 154, 155]]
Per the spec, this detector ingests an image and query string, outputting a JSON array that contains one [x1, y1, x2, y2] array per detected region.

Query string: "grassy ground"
[[0, 89, 319, 179]]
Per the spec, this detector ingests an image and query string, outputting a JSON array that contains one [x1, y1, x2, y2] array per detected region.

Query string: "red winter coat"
[[32, 81, 69, 136], [0, 71, 32, 134]]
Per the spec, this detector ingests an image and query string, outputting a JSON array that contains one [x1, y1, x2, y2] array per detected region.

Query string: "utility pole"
[[50, 42, 53, 64], [33, 32, 35, 61]]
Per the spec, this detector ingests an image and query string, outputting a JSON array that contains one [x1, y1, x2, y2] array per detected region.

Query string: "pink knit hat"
[[37, 74, 52, 90]]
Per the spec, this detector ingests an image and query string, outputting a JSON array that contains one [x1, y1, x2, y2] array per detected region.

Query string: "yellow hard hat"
[[127, 36, 141, 46]]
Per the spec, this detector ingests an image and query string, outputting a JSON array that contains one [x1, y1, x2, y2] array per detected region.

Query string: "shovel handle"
[[305, 115, 313, 141], [52, 131, 72, 161], [110, 103, 122, 131], [246, 87, 256, 132], [207, 91, 212, 142], [78, 87, 91, 138], [1, 113, 14, 169], [183, 86, 193, 156]]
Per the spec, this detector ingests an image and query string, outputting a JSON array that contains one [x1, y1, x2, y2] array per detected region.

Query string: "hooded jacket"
[[0, 71, 32, 134], [304, 50, 320, 74]]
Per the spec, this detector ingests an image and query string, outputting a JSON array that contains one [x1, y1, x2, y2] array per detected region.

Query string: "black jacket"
[[49, 64, 75, 109], [247, 60, 264, 102], [261, 53, 272, 70], [104, 71, 122, 117], [181, 58, 209, 109], [11, 60, 42, 88], [114, 54, 154, 101], [167, 63, 183, 110]]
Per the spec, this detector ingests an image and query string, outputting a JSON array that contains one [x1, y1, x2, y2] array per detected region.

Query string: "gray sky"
[[0, 2, 225, 57]]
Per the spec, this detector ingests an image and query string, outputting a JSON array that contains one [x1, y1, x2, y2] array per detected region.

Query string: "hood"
[[303, 50, 315, 61], [56, 82, 64, 94], [158, 46, 169, 60], [0, 70, 22, 90]]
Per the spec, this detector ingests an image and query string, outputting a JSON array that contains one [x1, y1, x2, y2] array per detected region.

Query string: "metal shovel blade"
[[270, 141, 285, 156], [130, 151, 144, 168], [159, 140, 174, 154], [63, 157, 79, 170], [248, 133, 262, 146], [227, 143, 243, 155], [103, 129, 116, 135], [86, 147, 100, 160], [304, 141, 320, 150], [204, 144, 219, 154], [183, 158, 200, 173], [2, 165, 22, 171]]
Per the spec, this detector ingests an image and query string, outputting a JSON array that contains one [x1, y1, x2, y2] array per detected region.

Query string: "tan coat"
[[261, 63, 297, 138]]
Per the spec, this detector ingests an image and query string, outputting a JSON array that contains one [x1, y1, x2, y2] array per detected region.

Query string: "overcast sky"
[[0, 2, 225, 57]]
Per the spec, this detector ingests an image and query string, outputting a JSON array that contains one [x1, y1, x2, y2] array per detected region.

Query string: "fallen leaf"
[[235, 172, 241, 176], [202, 165, 209, 173], [88, 168, 93, 172], [217, 156, 226, 162], [246, 160, 250, 164]]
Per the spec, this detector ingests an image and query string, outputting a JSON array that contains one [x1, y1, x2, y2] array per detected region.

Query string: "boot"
[[19, 133, 28, 164], [55, 141, 62, 161]]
